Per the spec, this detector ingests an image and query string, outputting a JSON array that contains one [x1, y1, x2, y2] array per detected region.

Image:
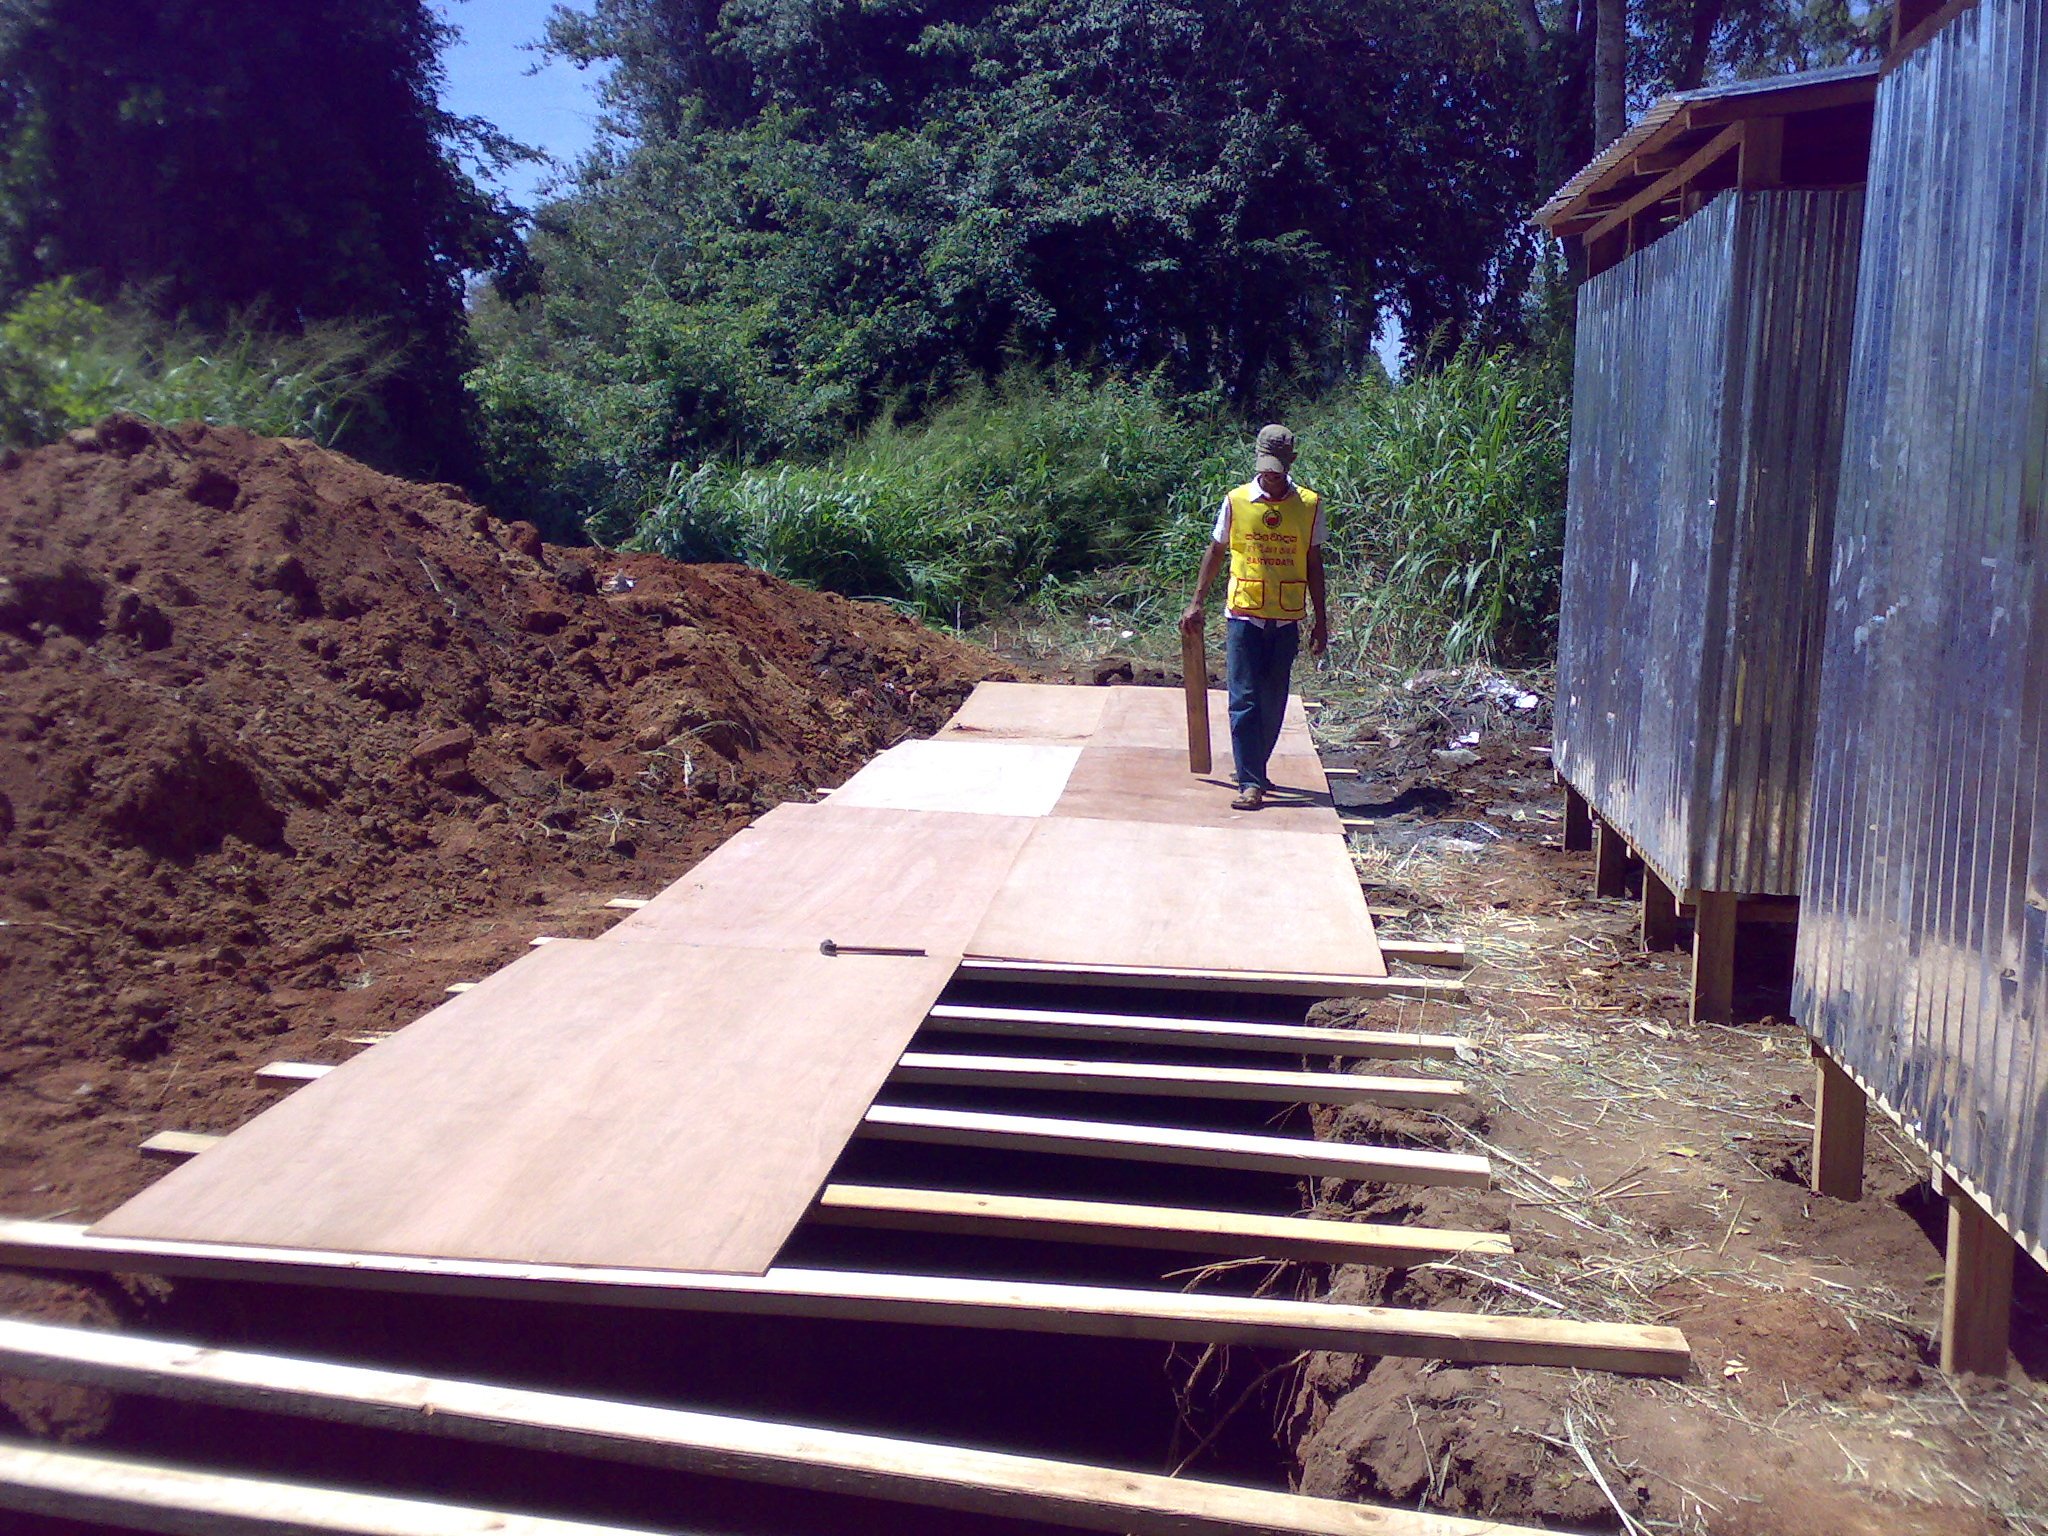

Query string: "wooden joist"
[[889, 1052, 1464, 1108], [955, 957, 1463, 1003], [0, 1320, 1553, 1536], [1377, 939, 1467, 969], [255, 1061, 331, 1084], [813, 1185, 1512, 1266], [858, 1105, 1491, 1187], [0, 1438, 663, 1536], [603, 897, 650, 909], [923, 1002, 1466, 1060], [139, 1132, 220, 1162], [0, 1223, 1689, 1373]]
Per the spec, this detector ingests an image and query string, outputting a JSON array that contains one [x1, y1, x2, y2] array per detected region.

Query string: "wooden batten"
[[954, 957, 1462, 1002], [0, 1320, 1554, 1536], [922, 1003, 1467, 1060], [0, 1223, 1690, 1374], [889, 1052, 1464, 1108]]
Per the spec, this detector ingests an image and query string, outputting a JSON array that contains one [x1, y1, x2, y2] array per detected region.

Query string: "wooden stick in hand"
[[1180, 627, 1212, 775]]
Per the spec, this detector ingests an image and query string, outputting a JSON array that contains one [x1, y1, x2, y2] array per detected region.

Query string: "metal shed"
[[1795, 0, 2048, 1373], [1536, 69, 1877, 1022]]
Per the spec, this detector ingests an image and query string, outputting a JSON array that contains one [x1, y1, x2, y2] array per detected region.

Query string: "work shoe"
[[1231, 785, 1265, 811]]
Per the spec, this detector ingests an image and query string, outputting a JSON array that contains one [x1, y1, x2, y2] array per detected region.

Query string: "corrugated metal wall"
[[1796, 0, 2048, 1258], [1555, 188, 1864, 894]]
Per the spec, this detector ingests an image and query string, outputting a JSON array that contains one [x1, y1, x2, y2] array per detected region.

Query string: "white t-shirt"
[[1213, 476, 1325, 625]]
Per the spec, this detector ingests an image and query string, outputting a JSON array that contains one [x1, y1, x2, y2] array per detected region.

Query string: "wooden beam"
[[814, 1185, 1511, 1266], [604, 897, 651, 909], [923, 1002, 1467, 1060], [954, 958, 1463, 1003], [1180, 627, 1213, 776], [1561, 783, 1593, 852], [1737, 114, 1785, 187], [0, 1323, 1569, 1536], [1691, 892, 1738, 1025], [1593, 818, 1631, 899], [891, 1052, 1464, 1109], [256, 1062, 331, 1085], [1322, 766, 1360, 779], [0, 1223, 1689, 1374], [1583, 124, 1743, 246], [1640, 864, 1681, 953], [1378, 939, 1467, 970], [139, 1132, 219, 1161], [1941, 1184, 2015, 1377], [1810, 1048, 1867, 1202], [858, 1105, 1491, 1187], [0, 1438, 658, 1536]]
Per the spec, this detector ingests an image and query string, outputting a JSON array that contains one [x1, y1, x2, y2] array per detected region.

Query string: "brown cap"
[[1256, 424, 1296, 466]]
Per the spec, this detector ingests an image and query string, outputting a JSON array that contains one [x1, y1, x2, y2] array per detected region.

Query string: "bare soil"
[[1294, 679, 2048, 1534]]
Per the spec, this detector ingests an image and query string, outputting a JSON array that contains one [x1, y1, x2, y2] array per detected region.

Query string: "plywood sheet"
[[1053, 747, 1338, 834], [827, 740, 1081, 817], [1094, 685, 1318, 763], [605, 803, 1036, 955], [967, 817, 1384, 978], [93, 940, 958, 1273], [936, 681, 1113, 743]]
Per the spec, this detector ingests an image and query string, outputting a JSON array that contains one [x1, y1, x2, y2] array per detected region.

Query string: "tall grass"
[[631, 351, 1569, 664], [0, 279, 396, 449]]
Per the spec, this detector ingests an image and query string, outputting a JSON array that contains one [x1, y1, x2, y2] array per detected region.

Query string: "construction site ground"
[[2, 419, 2046, 1534]]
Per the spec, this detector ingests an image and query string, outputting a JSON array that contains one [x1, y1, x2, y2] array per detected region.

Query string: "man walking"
[[1178, 424, 1329, 810]]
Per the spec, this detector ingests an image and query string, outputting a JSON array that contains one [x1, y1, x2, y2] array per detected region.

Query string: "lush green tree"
[[0, 0, 523, 476]]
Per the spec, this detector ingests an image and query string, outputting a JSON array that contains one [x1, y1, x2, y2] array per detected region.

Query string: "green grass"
[[629, 352, 1569, 667]]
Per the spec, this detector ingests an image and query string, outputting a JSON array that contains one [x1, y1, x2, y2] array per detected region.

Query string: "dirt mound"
[[0, 416, 1002, 1218]]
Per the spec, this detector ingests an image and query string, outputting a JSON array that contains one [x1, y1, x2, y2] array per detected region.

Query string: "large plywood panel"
[[607, 803, 1036, 955], [1053, 747, 1337, 834], [94, 940, 957, 1273], [936, 682, 1112, 743], [828, 740, 1080, 817], [968, 818, 1384, 978], [1095, 685, 1318, 763]]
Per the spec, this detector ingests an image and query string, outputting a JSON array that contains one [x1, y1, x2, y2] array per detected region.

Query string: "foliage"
[[629, 352, 1570, 665], [0, 0, 524, 479], [0, 280, 399, 450]]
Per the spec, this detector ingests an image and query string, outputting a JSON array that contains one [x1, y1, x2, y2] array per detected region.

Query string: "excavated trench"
[[22, 982, 1358, 1535]]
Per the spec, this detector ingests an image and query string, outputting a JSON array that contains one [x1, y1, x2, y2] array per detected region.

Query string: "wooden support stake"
[[1810, 1048, 1867, 1202], [0, 1319, 1566, 1536], [923, 1003, 1467, 1061], [1942, 1183, 2015, 1378], [0, 1222, 1689, 1374], [1640, 864, 1681, 953], [1690, 891, 1738, 1025], [1593, 817, 1630, 898], [1180, 628, 1213, 776], [1562, 783, 1593, 853]]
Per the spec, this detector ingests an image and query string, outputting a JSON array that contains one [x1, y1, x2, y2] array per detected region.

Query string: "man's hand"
[[1309, 612, 1329, 658], [1179, 602, 1205, 636]]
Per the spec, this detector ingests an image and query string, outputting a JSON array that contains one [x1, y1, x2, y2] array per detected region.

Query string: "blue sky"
[[430, 0, 612, 209]]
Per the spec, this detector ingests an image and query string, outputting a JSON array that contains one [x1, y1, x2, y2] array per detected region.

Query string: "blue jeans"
[[1225, 618, 1299, 790]]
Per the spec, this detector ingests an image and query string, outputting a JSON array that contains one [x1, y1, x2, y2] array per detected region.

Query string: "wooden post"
[[1810, 1048, 1867, 1202], [1562, 782, 1594, 852], [1640, 865, 1680, 952], [1180, 628, 1212, 776], [1690, 891, 1738, 1024], [1941, 1182, 2015, 1378], [1593, 817, 1630, 898]]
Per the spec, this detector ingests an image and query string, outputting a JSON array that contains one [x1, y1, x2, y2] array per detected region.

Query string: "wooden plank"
[[956, 959, 1453, 1001], [1180, 627, 1213, 775], [891, 1052, 1464, 1108], [1640, 864, 1681, 953], [0, 1223, 1690, 1374], [603, 897, 650, 910], [93, 941, 959, 1275], [967, 815, 1385, 980], [1050, 746, 1336, 835], [936, 681, 1113, 744], [139, 1132, 219, 1162], [813, 1186, 1512, 1266], [0, 1321, 1551, 1536], [604, 803, 1036, 957], [858, 1104, 1491, 1187], [1691, 892, 1738, 1025], [825, 740, 1082, 818], [1583, 123, 1742, 245], [1378, 939, 1467, 969], [1942, 1183, 2015, 1377], [257, 1062, 332, 1084], [1811, 1048, 1867, 1202], [923, 1002, 1467, 1060], [1593, 817, 1631, 899], [0, 1439, 664, 1536]]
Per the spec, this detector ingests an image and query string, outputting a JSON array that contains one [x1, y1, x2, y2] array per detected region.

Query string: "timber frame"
[[1533, 63, 1878, 277]]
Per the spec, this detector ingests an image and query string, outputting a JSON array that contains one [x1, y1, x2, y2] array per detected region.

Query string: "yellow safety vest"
[[1224, 483, 1318, 621]]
